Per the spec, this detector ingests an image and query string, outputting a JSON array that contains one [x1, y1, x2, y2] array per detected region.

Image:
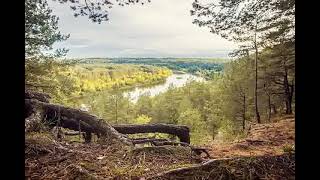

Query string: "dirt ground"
[[206, 115, 295, 159], [25, 115, 295, 179]]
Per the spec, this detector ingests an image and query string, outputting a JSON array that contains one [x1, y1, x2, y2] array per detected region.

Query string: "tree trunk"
[[283, 68, 293, 114], [254, 28, 261, 123], [212, 128, 215, 141], [83, 132, 92, 143], [270, 104, 277, 115], [113, 124, 190, 144], [115, 95, 118, 123], [242, 94, 246, 130], [268, 94, 271, 122]]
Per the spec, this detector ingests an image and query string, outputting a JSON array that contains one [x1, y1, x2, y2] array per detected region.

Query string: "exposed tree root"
[[148, 153, 295, 180], [25, 98, 132, 146]]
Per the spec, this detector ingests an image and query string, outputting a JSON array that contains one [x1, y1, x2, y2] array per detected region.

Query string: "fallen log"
[[25, 96, 191, 145], [25, 99, 132, 146], [113, 124, 190, 144]]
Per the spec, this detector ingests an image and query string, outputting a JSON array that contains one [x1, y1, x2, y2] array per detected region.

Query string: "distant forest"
[[75, 58, 227, 78]]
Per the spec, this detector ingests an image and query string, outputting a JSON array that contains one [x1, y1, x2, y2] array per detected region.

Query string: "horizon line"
[[61, 56, 233, 59]]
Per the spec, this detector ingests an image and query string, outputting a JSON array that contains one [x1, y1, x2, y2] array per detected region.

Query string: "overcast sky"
[[49, 0, 237, 58]]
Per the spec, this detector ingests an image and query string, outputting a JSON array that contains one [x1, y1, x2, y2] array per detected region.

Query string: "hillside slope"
[[207, 115, 295, 158], [149, 116, 295, 179]]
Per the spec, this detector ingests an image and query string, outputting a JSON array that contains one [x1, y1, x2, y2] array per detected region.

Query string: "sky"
[[49, 0, 237, 58]]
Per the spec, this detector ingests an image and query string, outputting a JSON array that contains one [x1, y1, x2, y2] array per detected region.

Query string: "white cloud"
[[49, 0, 237, 58]]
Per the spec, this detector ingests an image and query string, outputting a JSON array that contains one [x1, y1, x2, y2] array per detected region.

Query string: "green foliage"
[[26, 61, 172, 107], [70, 63, 172, 94], [103, 92, 132, 124], [25, 0, 71, 105], [191, 0, 295, 45], [191, 0, 295, 124], [55, 0, 152, 24], [135, 94, 153, 117], [25, 58, 80, 106], [177, 109, 202, 131], [25, 0, 69, 58], [133, 115, 152, 125]]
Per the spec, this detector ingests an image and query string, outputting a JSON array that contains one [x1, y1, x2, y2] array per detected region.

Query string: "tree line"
[[26, 60, 172, 106], [77, 57, 226, 79]]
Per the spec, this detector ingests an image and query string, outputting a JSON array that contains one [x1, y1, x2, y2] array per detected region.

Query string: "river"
[[123, 73, 205, 103], [79, 73, 205, 111]]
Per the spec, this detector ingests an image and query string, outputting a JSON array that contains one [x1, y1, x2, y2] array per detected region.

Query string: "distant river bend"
[[79, 73, 205, 111], [123, 73, 205, 103]]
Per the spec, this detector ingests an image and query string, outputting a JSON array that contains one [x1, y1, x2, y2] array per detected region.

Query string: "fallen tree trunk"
[[113, 124, 190, 144], [25, 99, 132, 146], [25, 92, 191, 145]]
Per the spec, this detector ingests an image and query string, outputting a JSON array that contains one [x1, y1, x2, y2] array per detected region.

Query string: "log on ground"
[[113, 124, 190, 144]]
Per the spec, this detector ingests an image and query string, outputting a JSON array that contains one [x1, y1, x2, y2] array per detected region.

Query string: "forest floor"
[[25, 115, 295, 180], [206, 115, 295, 159]]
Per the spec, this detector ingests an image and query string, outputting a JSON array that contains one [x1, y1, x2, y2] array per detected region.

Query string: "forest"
[[26, 60, 172, 106], [25, 0, 295, 179], [76, 57, 226, 79], [64, 49, 294, 145]]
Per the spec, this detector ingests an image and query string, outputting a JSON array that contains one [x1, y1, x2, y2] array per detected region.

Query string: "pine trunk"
[[283, 68, 293, 114], [242, 94, 246, 130], [254, 38, 261, 123]]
